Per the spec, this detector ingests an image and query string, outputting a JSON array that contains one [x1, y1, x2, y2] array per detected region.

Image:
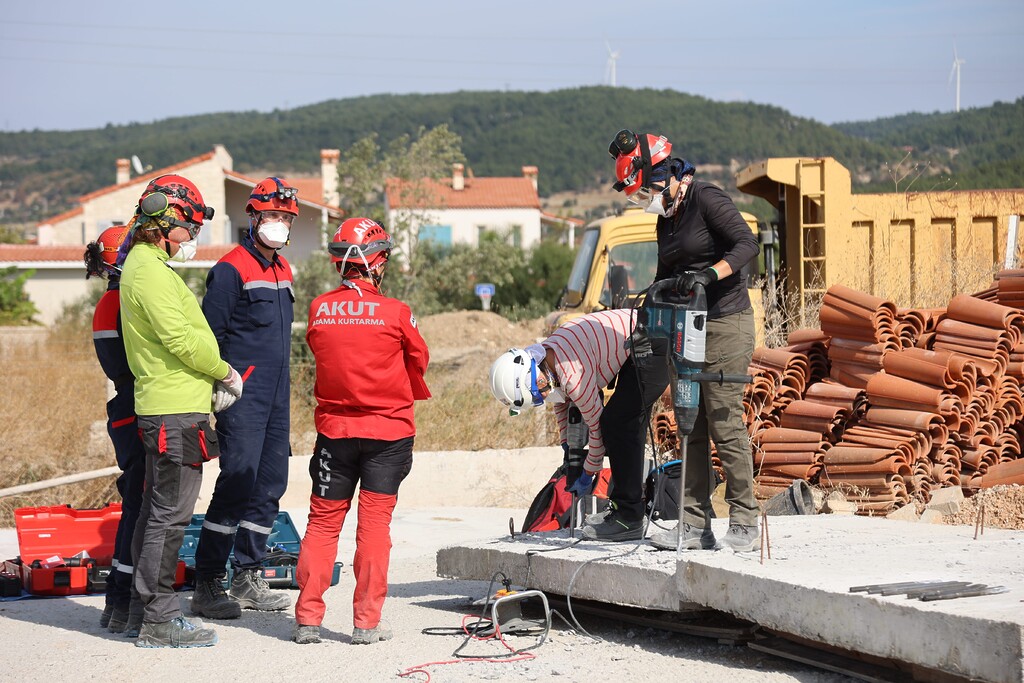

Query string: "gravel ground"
[[0, 507, 854, 683]]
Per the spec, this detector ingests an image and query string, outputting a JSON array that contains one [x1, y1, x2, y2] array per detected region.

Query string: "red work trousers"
[[295, 489, 398, 629]]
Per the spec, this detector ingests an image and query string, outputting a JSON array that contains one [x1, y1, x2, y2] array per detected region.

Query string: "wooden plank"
[[749, 637, 907, 683]]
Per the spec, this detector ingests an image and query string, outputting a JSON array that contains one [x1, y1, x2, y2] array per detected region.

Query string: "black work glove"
[[675, 267, 718, 294]]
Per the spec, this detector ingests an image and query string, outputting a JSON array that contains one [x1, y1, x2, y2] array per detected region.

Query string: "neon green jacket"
[[120, 242, 229, 416]]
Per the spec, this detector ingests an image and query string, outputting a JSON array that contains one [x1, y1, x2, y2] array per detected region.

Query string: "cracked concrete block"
[[886, 504, 920, 522], [823, 499, 858, 515], [925, 486, 964, 516], [920, 509, 944, 524]]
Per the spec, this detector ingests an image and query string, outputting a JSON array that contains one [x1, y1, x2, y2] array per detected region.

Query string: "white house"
[[385, 164, 544, 253], [4, 147, 344, 324]]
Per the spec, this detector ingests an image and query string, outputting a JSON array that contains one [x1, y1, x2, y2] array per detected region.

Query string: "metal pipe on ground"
[[0, 466, 120, 499]]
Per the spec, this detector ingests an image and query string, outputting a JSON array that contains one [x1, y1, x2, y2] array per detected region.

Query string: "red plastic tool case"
[[9, 503, 121, 596]]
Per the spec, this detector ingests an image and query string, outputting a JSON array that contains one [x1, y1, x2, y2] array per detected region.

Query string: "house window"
[[419, 224, 452, 247], [510, 225, 522, 249], [476, 225, 488, 245]]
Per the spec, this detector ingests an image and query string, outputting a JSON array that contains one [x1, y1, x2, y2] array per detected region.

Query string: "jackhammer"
[[642, 277, 753, 554]]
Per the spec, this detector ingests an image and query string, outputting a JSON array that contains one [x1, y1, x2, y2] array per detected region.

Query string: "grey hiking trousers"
[[132, 413, 209, 623]]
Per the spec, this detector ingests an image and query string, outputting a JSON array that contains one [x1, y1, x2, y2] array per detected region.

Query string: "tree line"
[[3, 88, 1021, 226]]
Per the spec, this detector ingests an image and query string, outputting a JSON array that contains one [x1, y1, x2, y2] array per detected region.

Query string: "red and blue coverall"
[[295, 278, 430, 631], [194, 238, 294, 579], [92, 281, 146, 611]]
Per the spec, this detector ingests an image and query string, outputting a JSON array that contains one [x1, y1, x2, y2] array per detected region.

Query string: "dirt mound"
[[945, 485, 1024, 530], [418, 310, 544, 350]]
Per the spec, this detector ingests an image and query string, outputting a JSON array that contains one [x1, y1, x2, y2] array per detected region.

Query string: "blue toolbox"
[[178, 511, 342, 589]]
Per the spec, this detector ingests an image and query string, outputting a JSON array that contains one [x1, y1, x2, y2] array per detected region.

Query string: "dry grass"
[[0, 311, 557, 526], [0, 325, 119, 526]]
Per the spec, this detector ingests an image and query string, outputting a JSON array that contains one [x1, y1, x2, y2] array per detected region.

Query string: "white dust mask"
[[169, 238, 198, 262], [258, 221, 290, 249]]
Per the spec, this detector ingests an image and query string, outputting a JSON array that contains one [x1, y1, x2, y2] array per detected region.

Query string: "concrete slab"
[[437, 516, 1024, 683]]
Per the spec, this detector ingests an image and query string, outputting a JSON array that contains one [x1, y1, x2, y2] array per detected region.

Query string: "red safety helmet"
[[136, 174, 214, 237], [609, 130, 673, 198], [327, 217, 393, 274], [246, 177, 299, 216], [84, 224, 130, 279]]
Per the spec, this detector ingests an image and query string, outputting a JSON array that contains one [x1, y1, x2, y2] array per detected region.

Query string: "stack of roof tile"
[[819, 284, 901, 388], [646, 271, 1024, 514]]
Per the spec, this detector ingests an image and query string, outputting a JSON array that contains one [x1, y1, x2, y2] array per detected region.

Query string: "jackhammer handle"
[[692, 371, 754, 385]]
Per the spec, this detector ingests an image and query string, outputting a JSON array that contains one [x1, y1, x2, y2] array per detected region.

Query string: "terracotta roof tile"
[[38, 206, 83, 226], [0, 243, 233, 264], [77, 151, 217, 203], [0, 245, 86, 262], [386, 177, 540, 210], [224, 170, 341, 214]]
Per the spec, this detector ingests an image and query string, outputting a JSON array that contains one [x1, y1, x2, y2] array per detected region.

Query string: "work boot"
[[293, 624, 322, 644], [649, 523, 717, 551], [107, 605, 130, 633], [723, 523, 760, 552], [100, 603, 115, 628], [123, 598, 145, 638], [230, 569, 290, 611], [135, 616, 218, 648], [351, 624, 393, 645], [191, 577, 242, 619], [580, 508, 645, 542]]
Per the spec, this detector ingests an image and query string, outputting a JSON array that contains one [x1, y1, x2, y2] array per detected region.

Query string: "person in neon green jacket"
[[117, 174, 244, 649]]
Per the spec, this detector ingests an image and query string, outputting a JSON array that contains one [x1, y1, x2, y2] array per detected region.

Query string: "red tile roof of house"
[[77, 151, 217, 203], [38, 206, 84, 225], [224, 170, 340, 214], [386, 176, 540, 210], [0, 243, 233, 263]]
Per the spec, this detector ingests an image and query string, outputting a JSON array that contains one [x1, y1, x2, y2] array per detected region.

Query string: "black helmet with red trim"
[[327, 217, 392, 276], [84, 224, 130, 279], [246, 177, 299, 216]]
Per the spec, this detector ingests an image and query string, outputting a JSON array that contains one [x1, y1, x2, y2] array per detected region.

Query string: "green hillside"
[[833, 97, 1024, 190], [1, 87, 1019, 225]]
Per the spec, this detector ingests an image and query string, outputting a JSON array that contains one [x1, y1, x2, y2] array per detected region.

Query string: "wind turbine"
[[949, 44, 965, 113], [605, 41, 620, 87]]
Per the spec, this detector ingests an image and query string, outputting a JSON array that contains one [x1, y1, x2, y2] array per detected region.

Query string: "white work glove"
[[212, 365, 244, 413]]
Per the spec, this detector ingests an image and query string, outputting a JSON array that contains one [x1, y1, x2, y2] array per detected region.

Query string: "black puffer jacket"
[[654, 180, 760, 319]]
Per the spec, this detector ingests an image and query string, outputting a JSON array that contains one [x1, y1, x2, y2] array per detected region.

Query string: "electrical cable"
[[402, 571, 551, 681]]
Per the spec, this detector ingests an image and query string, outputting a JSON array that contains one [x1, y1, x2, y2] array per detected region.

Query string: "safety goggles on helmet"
[[250, 185, 298, 204], [139, 183, 214, 237]]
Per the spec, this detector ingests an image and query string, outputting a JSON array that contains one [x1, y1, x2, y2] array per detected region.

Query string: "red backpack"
[[521, 465, 613, 532]]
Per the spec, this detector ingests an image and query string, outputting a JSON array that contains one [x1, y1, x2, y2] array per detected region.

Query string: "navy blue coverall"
[[194, 238, 294, 578], [92, 281, 146, 610]]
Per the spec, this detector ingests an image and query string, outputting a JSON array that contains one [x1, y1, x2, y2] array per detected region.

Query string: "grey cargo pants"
[[682, 308, 758, 528]]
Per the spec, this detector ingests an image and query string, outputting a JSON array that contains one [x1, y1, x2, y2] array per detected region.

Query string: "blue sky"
[[1, 0, 1021, 132]]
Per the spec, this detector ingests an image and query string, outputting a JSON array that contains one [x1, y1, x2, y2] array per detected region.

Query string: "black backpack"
[[645, 460, 681, 521]]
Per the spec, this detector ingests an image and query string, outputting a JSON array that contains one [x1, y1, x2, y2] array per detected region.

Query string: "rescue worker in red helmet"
[[120, 174, 240, 648], [191, 177, 298, 619], [293, 217, 430, 645], [84, 225, 147, 634], [602, 129, 760, 552]]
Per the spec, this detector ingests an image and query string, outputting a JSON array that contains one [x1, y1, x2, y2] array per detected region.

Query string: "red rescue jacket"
[[306, 278, 430, 440]]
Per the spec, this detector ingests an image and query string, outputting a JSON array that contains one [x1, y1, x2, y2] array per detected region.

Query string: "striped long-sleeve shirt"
[[543, 309, 637, 473]]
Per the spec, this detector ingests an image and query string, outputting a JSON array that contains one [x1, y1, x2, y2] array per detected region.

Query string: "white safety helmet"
[[489, 347, 544, 416]]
